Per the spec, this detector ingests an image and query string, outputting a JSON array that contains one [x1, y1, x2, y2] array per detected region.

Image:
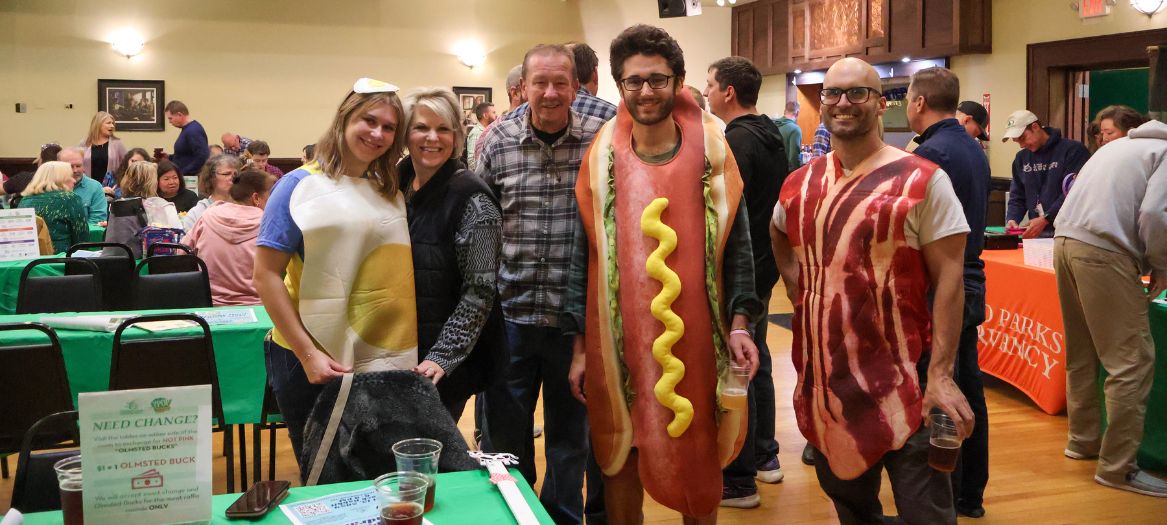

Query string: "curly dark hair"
[[609, 24, 685, 86]]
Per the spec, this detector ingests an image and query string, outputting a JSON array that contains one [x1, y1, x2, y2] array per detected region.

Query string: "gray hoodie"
[[1055, 120, 1167, 275]]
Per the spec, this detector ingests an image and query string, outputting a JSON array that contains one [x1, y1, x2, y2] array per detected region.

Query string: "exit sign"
[[1078, 0, 1112, 18]]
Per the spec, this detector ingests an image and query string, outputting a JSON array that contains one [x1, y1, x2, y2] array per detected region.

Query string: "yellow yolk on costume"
[[347, 243, 418, 352], [641, 197, 693, 438]]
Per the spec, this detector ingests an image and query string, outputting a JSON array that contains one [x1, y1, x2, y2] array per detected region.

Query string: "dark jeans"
[[813, 425, 956, 525], [265, 339, 324, 478], [953, 284, 989, 508], [478, 321, 589, 525], [723, 300, 779, 490]]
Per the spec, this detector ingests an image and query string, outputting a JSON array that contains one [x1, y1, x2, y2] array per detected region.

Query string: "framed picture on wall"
[[453, 86, 493, 131], [97, 79, 166, 131]]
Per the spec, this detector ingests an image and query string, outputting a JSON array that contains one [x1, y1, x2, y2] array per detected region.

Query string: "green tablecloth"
[[0, 306, 271, 424], [1127, 300, 1167, 470], [0, 254, 64, 315], [17, 469, 554, 524], [87, 224, 105, 242]]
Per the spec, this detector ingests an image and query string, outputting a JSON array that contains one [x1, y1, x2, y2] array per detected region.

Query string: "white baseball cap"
[[1000, 110, 1039, 142]]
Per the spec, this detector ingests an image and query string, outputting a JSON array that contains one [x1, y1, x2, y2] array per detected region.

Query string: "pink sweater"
[[182, 201, 263, 306]]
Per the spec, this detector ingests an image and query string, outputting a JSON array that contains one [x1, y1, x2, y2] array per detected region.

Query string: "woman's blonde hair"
[[313, 89, 407, 198], [197, 154, 243, 196], [121, 161, 159, 199], [402, 87, 466, 159], [84, 111, 118, 146], [23, 161, 74, 196]]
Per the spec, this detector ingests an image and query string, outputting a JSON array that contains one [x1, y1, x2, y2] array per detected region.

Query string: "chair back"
[[34, 216, 54, 255], [132, 256, 213, 309], [145, 242, 199, 273], [11, 410, 80, 512], [67, 242, 136, 311], [16, 258, 102, 314], [0, 323, 73, 456], [109, 314, 223, 426]]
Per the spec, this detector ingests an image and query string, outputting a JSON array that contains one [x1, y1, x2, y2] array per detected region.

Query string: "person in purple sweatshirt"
[[165, 100, 210, 177]]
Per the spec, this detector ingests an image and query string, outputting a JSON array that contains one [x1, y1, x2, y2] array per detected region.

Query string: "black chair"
[[253, 333, 287, 484], [67, 242, 136, 311], [16, 258, 102, 314], [108, 314, 239, 492], [132, 255, 213, 309], [11, 410, 79, 513], [146, 242, 200, 274], [0, 323, 74, 482]]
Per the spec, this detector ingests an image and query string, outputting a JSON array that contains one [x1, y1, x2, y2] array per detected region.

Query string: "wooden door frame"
[[1027, 28, 1167, 130]]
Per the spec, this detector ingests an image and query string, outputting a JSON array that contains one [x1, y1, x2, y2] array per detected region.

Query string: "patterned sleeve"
[[68, 193, 90, 247], [424, 192, 502, 373]]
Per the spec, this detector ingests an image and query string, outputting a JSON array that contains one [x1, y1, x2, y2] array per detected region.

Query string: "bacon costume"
[[778, 147, 938, 480], [574, 91, 748, 518]]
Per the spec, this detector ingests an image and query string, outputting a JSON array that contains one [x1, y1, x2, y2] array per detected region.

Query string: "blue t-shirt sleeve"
[[257, 169, 308, 256]]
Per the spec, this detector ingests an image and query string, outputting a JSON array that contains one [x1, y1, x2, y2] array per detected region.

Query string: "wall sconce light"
[[1130, 0, 1166, 16], [454, 41, 486, 70], [715, 0, 738, 6], [110, 30, 145, 59]]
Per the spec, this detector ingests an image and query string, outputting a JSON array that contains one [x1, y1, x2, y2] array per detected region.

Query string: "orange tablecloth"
[[979, 249, 1066, 414]]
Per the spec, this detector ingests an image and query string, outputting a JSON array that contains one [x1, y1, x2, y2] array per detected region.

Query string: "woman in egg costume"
[[254, 78, 418, 474]]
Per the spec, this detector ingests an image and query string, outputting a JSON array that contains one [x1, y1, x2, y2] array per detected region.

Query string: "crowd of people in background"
[[0, 20, 1164, 525]]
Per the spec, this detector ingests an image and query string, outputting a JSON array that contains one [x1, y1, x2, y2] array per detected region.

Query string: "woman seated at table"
[[18, 161, 88, 253], [183, 154, 241, 230], [104, 161, 158, 257], [4, 143, 62, 208], [156, 159, 200, 213], [104, 147, 151, 198], [399, 87, 502, 417], [183, 170, 275, 306], [254, 78, 414, 473]]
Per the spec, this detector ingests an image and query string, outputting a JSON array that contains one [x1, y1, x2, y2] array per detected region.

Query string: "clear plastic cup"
[[373, 472, 429, 525], [54, 455, 83, 525], [391, 438, 442, 511], [722, 362, 750, 411], [927, 412, 962, 472]]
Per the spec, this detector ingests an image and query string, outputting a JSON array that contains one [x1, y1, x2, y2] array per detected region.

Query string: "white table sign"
[[79, 385, 213, 525], [0, 208, 40, 262]]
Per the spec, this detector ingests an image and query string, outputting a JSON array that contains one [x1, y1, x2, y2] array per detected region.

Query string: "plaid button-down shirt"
[[505, 87, 617, 123], [811, 123, 832, 158], [477, 110, 605, 327]]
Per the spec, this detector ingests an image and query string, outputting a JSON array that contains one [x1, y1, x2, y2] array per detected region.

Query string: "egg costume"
[[284, 165, 419, 371], [574, 90, 747, 518]]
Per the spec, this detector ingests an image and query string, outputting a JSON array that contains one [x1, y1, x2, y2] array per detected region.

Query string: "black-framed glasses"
[[618, 74, 675, 92], [820, 87, 881, 105]]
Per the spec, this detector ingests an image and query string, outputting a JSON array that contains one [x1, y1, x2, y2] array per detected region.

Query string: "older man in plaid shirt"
[[505, 42, 616, 123], [475, 43, 605, 525]]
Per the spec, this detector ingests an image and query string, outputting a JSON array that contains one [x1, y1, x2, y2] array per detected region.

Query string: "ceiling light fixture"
[[1130, 0, 1166, 16]]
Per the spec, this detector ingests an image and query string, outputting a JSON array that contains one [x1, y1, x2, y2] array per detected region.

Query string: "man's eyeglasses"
[[820, 87, 881, 105], [618, 74, 675, 92]]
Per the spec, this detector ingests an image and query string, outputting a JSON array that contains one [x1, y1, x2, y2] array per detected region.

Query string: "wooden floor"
[[3, 288, 1165, 523]]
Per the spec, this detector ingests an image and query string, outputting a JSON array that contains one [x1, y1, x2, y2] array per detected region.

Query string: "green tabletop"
[[0, 306, 272, 424], [17, 469, 554, 524], [985, 226, 1005, 234], [87, 224, 106, 242], [0, 254, 64, 315]]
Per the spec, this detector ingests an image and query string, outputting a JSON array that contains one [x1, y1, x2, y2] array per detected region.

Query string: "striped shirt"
[[476, 110, 605, 326], [505, 87, 617, 123]]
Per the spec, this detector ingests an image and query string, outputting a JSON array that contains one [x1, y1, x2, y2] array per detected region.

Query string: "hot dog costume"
[[573, 91, 749, 518], [777, 147, 938, 480]]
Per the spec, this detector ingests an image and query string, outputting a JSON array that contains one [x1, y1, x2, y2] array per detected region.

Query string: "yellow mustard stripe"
[[640, 198, 694, 438]]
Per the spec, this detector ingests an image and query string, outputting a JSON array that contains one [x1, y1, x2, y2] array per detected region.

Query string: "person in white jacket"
[[1053, 119, 1167, 498]]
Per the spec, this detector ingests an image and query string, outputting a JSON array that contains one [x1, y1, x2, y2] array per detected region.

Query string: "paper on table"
[[278, 486, 434, 525], [469, 451, 539, 525], [197, 308, 258, 326], [39, 315, 131, 332], [135, 320, 198, 332]]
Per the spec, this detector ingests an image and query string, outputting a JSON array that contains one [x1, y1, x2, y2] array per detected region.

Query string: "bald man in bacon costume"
[[562, 25, 763, 524], [770, 57, 975, 524]]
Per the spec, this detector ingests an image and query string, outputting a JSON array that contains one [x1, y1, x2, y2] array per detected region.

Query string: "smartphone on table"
[[225, 480, 291, 519]]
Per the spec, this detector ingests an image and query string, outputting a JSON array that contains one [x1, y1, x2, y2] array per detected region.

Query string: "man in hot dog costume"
[[770, 57, 974, 524], [563, 25, 763, 524]]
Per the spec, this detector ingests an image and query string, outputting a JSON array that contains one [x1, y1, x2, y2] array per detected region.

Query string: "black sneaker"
[[801, 444, 815, 466], [719, 485, 760, 509]]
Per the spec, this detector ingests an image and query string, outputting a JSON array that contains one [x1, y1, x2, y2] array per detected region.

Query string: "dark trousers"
[[265, 339, 324, 478], [953, 284, 989, 507], [813, 425, 956, 525], [723, 299, 779, 489], [478, 321, 590, 525]]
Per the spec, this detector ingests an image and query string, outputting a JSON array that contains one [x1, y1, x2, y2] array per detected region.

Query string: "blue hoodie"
[[1007, 127, 1090, 234]]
